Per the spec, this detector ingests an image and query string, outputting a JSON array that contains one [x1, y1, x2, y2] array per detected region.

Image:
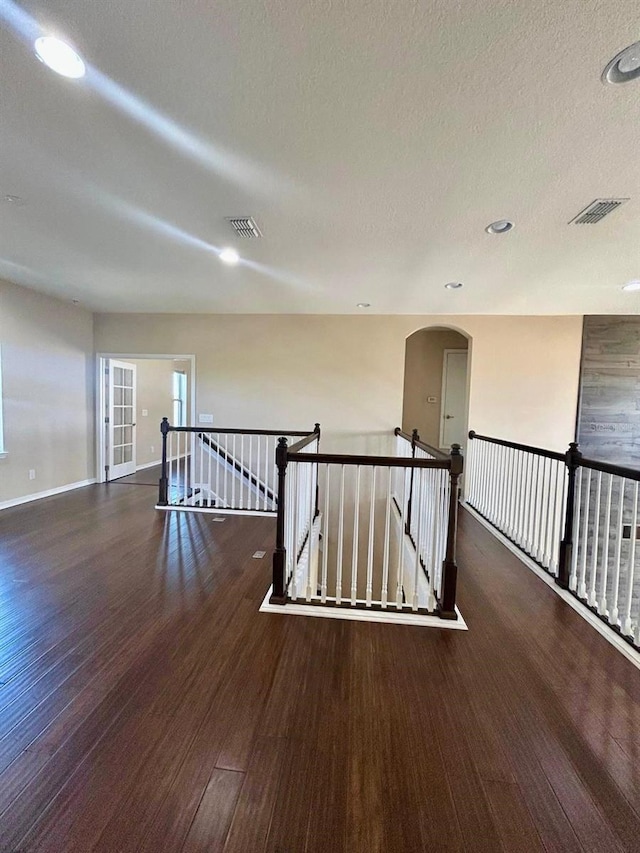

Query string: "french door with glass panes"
[[108, 359, 137, 479]]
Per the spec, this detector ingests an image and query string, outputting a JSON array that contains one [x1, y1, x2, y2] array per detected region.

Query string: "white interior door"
[[108, 359, 137, 479], [440, 350, 468, 449]]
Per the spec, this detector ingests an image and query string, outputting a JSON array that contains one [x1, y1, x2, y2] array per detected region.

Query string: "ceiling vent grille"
[[225, 216, 262, 237], [569, 198, 629, 224]]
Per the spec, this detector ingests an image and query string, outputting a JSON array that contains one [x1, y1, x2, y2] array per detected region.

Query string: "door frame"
[[96, 353, 196, 484], [439, 348, 469, 449]]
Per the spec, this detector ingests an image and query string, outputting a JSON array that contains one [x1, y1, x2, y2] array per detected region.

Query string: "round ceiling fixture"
[[2, 194, 25, 205], [485, 219, 514, 235], [603, 41, 640, 84], [34, 36, 86, 79], [356, 302, 371, 308], [622, 279, 640, 292], [444, 282, 463, 290], [219, 247, 240, 265]]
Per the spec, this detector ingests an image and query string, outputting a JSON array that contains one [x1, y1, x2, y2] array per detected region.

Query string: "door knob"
[[445, 415, 454, 419]]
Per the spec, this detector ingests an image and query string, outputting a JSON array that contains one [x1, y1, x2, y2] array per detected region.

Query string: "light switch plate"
[[198, 413, 214, 424], [142, 408, 148, 416]]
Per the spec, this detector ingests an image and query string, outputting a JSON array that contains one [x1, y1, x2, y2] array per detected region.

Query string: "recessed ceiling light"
[[219, 247, 240, 265], [485, 219, 514, 235], [603, 41, 640, 84], [444, 282, 463, 290], [356, 302, 371, 308], [34, 36, 86, 79], [622, 280, 640, 292]]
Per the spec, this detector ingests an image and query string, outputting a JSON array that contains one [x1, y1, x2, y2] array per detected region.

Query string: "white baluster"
[[366, 467, 376, 607], [381, 467, 391, 609], [588, 471, 602, 606], [182, 432, 188, 506], [321, 465, 330, 603], [396, 467, 408, 608], [599, 473, 613, 616], [412, 468, 423, 611], [306, 461, 315, 602], [622, 481, 638, 638], [569, 467, 582, 591], [336, 465, 345, 604], [610, 478, 625, 627], [351, 466, 361, 606], [515, 450, 525, 546], [578, 470, 591, 599], [290, 462, 299, 600], [223, 434, 228, 508]]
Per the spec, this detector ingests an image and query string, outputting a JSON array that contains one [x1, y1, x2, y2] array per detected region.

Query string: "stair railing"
[[157, 419, 318, 515], [271, 428, 462, 620], [467, 430, 640, 650]]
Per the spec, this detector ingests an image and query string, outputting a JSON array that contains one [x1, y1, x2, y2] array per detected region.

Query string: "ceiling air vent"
[[225, 216, 262, 237], [569, 198, 629, 224]]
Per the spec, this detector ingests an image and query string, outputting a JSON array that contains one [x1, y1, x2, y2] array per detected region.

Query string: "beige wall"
[[402, 329, 469, 447], [0, 279, 94, 505], [94, 313, 583, 453]]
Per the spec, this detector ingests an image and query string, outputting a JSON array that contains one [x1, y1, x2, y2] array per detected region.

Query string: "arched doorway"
[[402, 326, 471, 451]]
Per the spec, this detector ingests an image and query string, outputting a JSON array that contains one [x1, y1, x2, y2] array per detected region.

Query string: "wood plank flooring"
[[0, 483, 639, 851]]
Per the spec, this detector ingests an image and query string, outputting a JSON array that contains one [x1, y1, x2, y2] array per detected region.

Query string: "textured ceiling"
[[1, 0, 640, 314]]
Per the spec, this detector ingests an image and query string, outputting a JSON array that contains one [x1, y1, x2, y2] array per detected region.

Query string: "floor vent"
[[569, 198, 629, 224], [226, 216, 262, 237]]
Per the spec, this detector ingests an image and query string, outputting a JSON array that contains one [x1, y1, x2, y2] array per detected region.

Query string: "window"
[[172, 370, 187, 427]]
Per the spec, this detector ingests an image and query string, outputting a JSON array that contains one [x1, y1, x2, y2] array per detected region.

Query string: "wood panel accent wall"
[[577, 316, 640, 466]]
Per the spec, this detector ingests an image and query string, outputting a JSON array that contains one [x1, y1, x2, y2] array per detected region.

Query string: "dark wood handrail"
[[167, 426, 313, 436], [289, 452, 450, 468], [394, 427, 413, 442], [578, 455, 640, 482], [414, 437, 449, 460], [287, 431, 321, 454], [468, 430, 565, 462], [394, 426, 449, 460]]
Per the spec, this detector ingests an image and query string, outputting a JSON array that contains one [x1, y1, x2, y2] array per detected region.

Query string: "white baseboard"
[[259, 585, 467, 629], [0, 478, 97, 512], [136, 459, 162, 471], [463, 503, 640, 672]]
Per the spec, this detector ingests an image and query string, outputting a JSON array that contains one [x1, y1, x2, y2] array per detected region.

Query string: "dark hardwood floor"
[[0, 484, 639, 851]]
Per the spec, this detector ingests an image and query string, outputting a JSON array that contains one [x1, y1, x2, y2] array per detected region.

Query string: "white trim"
[[259, 585, 467, 629], [463, 502, 640, 672], [136, 458, 162, 471], [95, 353, 196, 483], [0, 478, 96, 512]]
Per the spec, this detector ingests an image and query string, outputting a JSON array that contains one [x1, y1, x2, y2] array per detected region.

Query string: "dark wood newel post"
[[405, 428, 419, 535], [270, 437, 289, 605], [557, 441, 582, 590], [158, 418, 170, 506], [438, 443, 463, 620]]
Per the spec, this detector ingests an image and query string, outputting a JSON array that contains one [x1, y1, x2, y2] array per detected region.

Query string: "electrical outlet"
[[28, 469, 36, 480], [150, 445, 155, 453]]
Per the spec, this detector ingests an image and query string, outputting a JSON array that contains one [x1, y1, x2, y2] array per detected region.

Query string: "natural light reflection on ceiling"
[[0, 0, 291, 197]]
